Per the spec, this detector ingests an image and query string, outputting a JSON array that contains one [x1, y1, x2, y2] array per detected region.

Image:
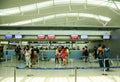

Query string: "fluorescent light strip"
[[20, 4, 37, 12], [0, 7, 20, 16], [3, 13, 111, 26], [10, 20, 32, 26], [0, 0, 120, 16]]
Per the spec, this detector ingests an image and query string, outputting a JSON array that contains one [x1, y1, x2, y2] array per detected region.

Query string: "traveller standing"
[[61, 46, 67, 65], [15, 45, 21, 61], [55, 47, 59, 64], [0, 45, 4, 62], [104, 46, 111, 71], [25, 45, 32, 68], [84, 46, 89, 62]]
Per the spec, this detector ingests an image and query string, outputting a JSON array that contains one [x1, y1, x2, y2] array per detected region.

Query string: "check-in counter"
[[3, 50, 83, 59]]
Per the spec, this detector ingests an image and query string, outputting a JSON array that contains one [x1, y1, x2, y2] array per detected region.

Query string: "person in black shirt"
[[0, 45, 4, 62], [84, 46, 89, 62], [15, 45, 21, 60], [93, 46, 98, 59]]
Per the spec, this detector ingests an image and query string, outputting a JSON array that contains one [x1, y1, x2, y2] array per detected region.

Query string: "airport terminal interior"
[[0, 0, 120, 82]]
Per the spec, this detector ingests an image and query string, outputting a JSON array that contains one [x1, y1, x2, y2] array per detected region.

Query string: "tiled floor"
[[0, 57, 120, 82]]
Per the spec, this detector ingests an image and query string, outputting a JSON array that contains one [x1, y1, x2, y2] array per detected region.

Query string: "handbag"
[[109, 60, 113, 66]]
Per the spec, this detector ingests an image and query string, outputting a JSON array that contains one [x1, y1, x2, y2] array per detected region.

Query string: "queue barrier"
[[15, 65, 120, 82], [3, 56, 118, 82], [2, 50, 119, 82], [16, 66, 120, 70]]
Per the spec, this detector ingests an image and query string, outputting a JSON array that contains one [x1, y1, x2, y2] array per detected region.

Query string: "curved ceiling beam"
[[0, 0, 120, 16], [0, 13, 111, 26]]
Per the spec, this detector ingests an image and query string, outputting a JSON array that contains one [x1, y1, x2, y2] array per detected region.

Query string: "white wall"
[[0, 30, 111, 35]]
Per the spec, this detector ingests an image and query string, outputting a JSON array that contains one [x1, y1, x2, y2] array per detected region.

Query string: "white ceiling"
[[0, 0, 120, 27]]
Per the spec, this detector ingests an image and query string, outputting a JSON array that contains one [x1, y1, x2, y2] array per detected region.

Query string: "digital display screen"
[[37, 34, 45, 39], [70, 35, 78, 39], [0, 41, 8, 44], [5, 34, 12, 39], [15, 34, 22, 38], [47, 34, 55, 39], [103, 35, 110, 39], [81, 34, 88, 39]]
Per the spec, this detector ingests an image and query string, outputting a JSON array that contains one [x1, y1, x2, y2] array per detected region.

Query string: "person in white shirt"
[[25, 46, 32, 68]]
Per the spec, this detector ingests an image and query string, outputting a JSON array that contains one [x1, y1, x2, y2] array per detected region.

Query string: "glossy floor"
[[0, 58, 120, 82]]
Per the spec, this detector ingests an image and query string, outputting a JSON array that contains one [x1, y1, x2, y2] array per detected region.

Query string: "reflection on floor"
[[0, 58, 120, 82]]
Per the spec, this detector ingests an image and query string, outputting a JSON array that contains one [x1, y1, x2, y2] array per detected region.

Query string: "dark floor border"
[[0, 26, 119, 30]]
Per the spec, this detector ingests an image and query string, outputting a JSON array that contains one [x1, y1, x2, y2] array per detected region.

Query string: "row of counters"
[[4, 50, 83, 59]]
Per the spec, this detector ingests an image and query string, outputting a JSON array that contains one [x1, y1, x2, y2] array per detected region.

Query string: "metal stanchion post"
[[69, 59, 74, 77], [6, 55, 8, 63], [38, 55, 39, 67], [75, 66, 77, 82], [71, 59, 74, 76], [11, 56, 12, 63], [14, 67, 16, 82], [117, 55, 119, 66]]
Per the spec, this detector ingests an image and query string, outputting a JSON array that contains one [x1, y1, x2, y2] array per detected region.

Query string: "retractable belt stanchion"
[[14, 67, 16, 82], [38, 55, 39, 67], [117, 55, 119, 66], [70, 59, 74, 76], [6, 55, 8, 63], [75, 66, 77, 82], [11, 56, 13, 63]]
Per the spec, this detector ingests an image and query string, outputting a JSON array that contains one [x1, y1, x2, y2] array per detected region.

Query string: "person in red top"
[[61, 46, 67, 66]]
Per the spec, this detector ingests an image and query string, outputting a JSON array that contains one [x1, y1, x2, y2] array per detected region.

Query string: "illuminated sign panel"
[[37, 34, 45, 39], [103, 35, 110, 39], [70, 35, 78, 39], [15, 34, 22, 38], [47, 34, 55, 39], [5, 34, 12, 39], [81, 34, 88, 39]]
